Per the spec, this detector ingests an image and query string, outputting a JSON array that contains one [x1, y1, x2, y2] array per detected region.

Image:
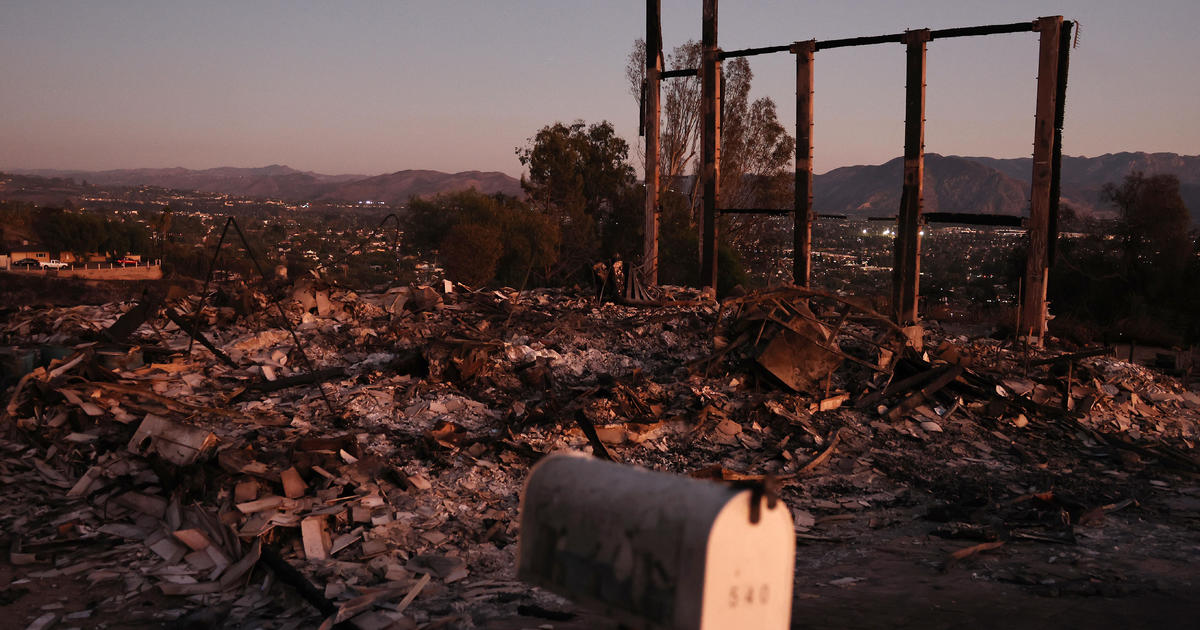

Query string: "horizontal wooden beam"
[[930, 21, 1036, 40], [720, 44, 791, 59], [817, 33, 904, 50], [717, 208, 846, 219], [661, 68, 698, 79], [671, 20, 1042, 72], [923, 212, 1025, 227], [865, 213, 1028, 226]]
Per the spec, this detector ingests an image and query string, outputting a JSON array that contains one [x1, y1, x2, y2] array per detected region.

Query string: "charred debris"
[[1, 276, 1198, 628]]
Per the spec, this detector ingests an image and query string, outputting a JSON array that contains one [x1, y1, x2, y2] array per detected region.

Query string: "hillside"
[[814, 154, 1029, 217], [809, 151, 1200, 221], [963, 152, 1200, 222], [318, 170, 523, 205], [12, 166, 523, 205]]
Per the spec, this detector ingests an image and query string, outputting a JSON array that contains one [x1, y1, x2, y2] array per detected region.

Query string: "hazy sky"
[[2, 1, 1197, 177]]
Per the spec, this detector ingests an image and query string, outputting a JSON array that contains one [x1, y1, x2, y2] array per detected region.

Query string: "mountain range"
[[9, 165, 524, 206], [814, 152, 1200, 222], [8, 151, 1198, 221]]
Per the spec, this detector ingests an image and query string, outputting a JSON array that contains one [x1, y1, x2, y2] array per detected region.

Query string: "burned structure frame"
[[641, 0, 1072, 343]]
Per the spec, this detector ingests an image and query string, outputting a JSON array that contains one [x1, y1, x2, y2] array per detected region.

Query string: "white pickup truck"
[[40, 260, 68, 269]]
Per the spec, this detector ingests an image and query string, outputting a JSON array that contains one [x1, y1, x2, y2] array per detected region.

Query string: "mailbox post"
[[518, 453, 795, 629]]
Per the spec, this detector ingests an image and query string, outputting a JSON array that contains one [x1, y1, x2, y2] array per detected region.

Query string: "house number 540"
[[728, 584, 769, 607]]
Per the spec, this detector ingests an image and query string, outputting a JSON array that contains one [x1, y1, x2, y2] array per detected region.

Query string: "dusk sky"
[[2, 1, 1197, 178]]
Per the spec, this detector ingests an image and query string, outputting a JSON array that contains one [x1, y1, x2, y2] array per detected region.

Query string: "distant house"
[[54, 251, 106, 263], [2, 241, 105, 265], [4, 242, 51, 261]]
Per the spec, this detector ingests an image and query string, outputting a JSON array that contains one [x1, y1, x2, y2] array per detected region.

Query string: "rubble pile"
[[1, 282, 1198, 628]]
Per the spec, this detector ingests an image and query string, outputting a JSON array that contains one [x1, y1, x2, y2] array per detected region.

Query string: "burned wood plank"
[[103, 290, 164, 342], [240, 367, 347, 395], [1028, 347, 1109, 367], [258, 542, 342, 620], [886, 363, 965, 421], [856, 363, 947, 409], [164, 306, 239, 369], [574, 409, 617, 463], [799, 428, 842, 474]]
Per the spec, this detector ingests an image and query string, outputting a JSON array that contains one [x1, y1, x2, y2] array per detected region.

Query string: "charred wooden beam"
[[644, 0, 662, 286], [817, 33, 904, 50], [164, 306, 239, 369], [892, 29, 929, 325], [719, 44, 791, 59], [1047, 20, 1073, 266], [700, 0, 721, 289], [1019, 16, 1064, 345], [660, 68, 698, 79], [244, 366, 347, 394], [666, 20, 1037, 69], [103, 289, 164, 343], [1027, 346, 1109, 367], [792, 40, 816, 287], [923, 212, 1025, 227], [929, 21, 1034, 40], [718, 208, 789, 215]]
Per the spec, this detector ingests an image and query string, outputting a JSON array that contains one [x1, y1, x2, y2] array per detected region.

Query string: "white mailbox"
[[518, 453, 794, 630]]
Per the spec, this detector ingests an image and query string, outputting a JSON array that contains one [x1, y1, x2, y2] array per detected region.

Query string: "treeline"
[[0, 202, 149, 259]]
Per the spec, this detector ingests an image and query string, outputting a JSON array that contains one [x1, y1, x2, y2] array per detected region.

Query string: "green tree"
[[516, 120, 636, 280], [440, 222, 503, 287], [401, 190, 559, 287]]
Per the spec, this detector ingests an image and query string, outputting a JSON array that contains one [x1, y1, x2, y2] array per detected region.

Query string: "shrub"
[[440, 222, 503, 287], [402, 190, 560, 288]]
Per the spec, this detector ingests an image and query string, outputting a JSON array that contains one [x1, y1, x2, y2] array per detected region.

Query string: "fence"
[[1, 260, 163, 280]]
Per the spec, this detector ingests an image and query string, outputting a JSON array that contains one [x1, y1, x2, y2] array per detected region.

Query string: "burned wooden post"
[[644, 0, 662, 286], [791, 40, 816, 288], [700, 0, 721, 289], [1048, 20, 1074, 266], [1019, 16, 1063, 345], [892, 29, 929, 325]]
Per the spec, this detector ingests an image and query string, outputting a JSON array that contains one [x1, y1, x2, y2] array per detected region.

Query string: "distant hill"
[[814, 151, 1200, 222], [12, 165, 523, 204], [963, 152, 1200, 222], [317, 170, 523, 206], [814, 154, 1029, 217]]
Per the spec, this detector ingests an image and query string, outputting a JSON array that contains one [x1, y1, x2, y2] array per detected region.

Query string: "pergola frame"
[[642, 0, 1072, 344]]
